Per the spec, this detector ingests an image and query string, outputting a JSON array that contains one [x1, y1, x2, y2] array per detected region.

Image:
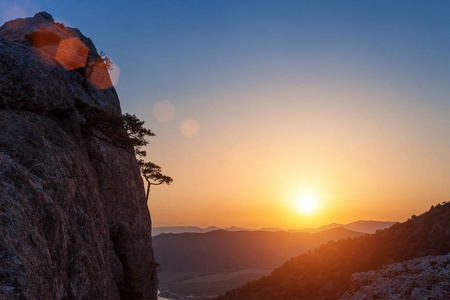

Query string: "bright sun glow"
[[295, 193, 319, 214]]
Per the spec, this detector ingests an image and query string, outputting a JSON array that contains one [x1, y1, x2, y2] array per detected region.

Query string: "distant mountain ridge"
[[152, 220, 395, 236], [153, 227, 365, 273], [294, 220, 397, 234], [154, 227, 367, 298], [152, 226, 219, 236]]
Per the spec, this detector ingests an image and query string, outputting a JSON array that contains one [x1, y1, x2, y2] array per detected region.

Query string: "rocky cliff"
[[340, 253, 450, 300], [0, 12, 157, 299]]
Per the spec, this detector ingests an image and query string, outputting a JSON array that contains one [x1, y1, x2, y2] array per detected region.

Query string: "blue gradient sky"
[[3, 1, 450, 228]]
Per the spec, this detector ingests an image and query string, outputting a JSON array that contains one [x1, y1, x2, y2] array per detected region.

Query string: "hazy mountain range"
[[153, 227, 366, 273], [154, 227, 367, 299], [294, 220, 397, 234], [152, 220, 396, 236]]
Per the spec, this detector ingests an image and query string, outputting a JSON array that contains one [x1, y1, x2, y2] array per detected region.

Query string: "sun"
[[295, 192, 319, 214]]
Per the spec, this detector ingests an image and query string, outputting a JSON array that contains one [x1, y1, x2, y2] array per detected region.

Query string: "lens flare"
[[153, 100, 175, 123], [56, 37, 89, 70]]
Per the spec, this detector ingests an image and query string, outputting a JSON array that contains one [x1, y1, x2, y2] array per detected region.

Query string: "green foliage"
[[99, 51, 114, 71], [76, 99, 154, 153], [76, 98, 130, 150], [138, 161, 172, 185], [121, 112, 173, 200], [122, 113, 155, 157], [138, 160, 173, 200], [75, 98, 172, 199]]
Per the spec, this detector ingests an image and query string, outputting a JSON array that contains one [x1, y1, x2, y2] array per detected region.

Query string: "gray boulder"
[[340, 253, 450, 300]]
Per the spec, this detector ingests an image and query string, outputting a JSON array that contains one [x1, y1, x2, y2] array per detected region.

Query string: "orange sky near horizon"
[[12, 0, 450, 230], [145, 80, 449, 230]]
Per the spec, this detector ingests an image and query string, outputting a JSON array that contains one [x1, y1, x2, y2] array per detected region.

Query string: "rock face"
[[340, 253, 450, 300], [0, 12, 157, 299]]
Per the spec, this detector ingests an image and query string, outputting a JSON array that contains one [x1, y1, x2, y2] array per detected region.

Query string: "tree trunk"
[[145, 179, 151, 201]]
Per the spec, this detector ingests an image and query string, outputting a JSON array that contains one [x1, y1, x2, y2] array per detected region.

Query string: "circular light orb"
[[180, 118, 199, 137]]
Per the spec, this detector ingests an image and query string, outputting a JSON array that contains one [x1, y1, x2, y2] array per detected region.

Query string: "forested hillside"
[[216, 202, 450, 300]]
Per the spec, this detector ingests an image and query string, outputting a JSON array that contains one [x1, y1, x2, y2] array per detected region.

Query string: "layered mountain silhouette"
[[153, 228, 365, 273], [152, 220, 394, 236], [152, 226, 220, 236], [293, 220, 396, 234], [215, 202, 450, 299]]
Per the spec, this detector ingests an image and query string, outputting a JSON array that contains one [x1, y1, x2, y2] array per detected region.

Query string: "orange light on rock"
[[56, 37, 89, 70], [86, 59, 114, 90], [28, 30, 61, 64]]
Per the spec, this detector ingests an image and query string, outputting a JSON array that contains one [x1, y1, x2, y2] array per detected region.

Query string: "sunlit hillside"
[[216, 202, 450, 299]]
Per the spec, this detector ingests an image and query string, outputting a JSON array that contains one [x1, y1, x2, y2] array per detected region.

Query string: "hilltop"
[[216, 202, 450, 299]]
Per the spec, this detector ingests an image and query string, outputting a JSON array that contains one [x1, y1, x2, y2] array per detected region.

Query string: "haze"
[[7, 0, 449, 229]]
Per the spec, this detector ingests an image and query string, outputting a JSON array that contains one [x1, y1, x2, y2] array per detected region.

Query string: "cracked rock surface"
[[0, 12, 157, 299], [340, 253, 450, 300]]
